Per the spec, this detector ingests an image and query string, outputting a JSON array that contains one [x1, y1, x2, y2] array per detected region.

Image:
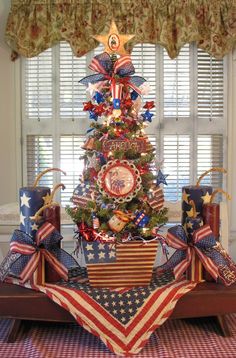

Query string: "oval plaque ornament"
[[108, 33, 120, 52], [98, 160, 142, 203]]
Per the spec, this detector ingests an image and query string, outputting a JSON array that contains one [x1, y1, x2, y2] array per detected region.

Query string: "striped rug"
[[1, 315, 236, 357]]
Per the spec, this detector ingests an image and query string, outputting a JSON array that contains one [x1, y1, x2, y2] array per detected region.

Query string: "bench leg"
[[216, 315, 231, 337], [6, 319, 22, 343]]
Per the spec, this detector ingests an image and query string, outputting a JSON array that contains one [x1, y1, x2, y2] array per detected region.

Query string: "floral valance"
[[5, 0, 236, 59]]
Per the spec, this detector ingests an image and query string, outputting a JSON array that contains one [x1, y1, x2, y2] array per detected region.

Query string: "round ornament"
[[97, 160, 142, 203]]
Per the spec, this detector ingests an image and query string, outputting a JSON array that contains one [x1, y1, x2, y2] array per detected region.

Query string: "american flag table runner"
[[6, 272, 196, 356]]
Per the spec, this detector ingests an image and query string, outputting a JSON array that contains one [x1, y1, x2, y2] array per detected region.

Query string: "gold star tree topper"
[[93, 20, 134, 55]]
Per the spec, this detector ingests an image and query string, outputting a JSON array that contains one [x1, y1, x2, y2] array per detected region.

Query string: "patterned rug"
[[1, 315, 236, 358]]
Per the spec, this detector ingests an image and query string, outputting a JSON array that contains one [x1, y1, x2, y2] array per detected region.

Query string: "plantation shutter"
[[24, 49, 53, 121], [163, 45, 190, 119], [59, 42, 87, 119]]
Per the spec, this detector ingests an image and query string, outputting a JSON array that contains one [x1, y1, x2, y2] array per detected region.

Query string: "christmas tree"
[[66, 21, 168, 242]]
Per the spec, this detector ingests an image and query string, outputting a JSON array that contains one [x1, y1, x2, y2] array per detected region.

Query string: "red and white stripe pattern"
[[40, 280, 196, 355], [87, 241, 158, 287], [113, 55, 132, 73], [111, 82, 123, 101], [147, 185, 164, 211], [36, 222, 55, 245]]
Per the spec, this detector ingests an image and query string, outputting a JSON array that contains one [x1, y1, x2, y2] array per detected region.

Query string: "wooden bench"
[[1, 282, 236, 342]]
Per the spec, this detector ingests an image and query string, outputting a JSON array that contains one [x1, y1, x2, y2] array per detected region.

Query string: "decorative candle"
[[19, 186, 50, 238], [203, 189, 231, 240], [19, 168, 66, 239], [182, 167, 227, 225]]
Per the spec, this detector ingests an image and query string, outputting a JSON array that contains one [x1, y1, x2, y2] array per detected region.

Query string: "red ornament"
[[123, 98, 133, 108], [83, 101, 94, 111], [143, 101, 155, 110], [94, 103, 106, 116]]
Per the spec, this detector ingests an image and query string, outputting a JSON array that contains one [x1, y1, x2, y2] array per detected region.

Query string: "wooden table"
[[1, 282, 236, 342]]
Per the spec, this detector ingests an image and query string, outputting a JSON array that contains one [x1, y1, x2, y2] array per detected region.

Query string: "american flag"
[[85, 241, 158, 288], [8, 276, 196, 356], [71, 180, 96, 208], [147, 185, 164, 211]]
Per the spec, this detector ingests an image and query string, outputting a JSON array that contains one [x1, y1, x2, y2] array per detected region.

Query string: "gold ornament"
[[93, 20, 134, 55]]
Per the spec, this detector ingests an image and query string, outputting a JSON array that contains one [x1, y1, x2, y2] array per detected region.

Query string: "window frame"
[[19, 42, 228, 204]]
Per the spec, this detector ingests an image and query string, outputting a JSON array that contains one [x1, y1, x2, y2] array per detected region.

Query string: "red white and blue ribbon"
[[159, 225, 228, 283], [79, 52, 146, 95], [8, 223, 77, 283]]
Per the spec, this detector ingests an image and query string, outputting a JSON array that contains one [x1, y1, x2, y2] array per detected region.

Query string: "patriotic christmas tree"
[[66, 21, 168, 245]]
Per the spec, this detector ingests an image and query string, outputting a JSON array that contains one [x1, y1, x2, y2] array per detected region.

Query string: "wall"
[[0, 0, 18, 205]]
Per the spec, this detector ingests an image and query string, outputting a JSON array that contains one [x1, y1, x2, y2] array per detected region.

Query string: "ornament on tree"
[[108, 210, 132, 232], [147, 184, 164, 211], [134, 211, 150, 228], [97, 160, 142, 203], [156, 169, 168, 186]]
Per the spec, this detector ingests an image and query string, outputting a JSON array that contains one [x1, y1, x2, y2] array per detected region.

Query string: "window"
[[22, 42, 225, 205]]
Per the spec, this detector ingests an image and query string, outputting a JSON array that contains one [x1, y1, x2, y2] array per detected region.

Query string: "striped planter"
[[82, 240, 158, 288]]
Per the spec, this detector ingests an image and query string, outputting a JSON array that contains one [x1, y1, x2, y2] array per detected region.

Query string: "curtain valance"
[[5, 0, 236, 59]]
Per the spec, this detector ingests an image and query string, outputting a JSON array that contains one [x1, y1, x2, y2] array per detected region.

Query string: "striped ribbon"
[[80, 52, 145, 95], [10, 223, 68, 283], [166, 224, 219, 281]]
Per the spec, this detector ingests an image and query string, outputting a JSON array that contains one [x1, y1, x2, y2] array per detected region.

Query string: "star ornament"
[[156, 169, 168, 186], [93, 20, 134, 55]]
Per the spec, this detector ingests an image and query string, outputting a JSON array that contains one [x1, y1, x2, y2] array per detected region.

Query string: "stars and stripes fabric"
[[5, 223, 78, 283], [147, 185, 164, 211], [71, 181, 96, 208], [6, 274, 196, 356], [84, 241, 158, 288], [160, 224, 236, 286]]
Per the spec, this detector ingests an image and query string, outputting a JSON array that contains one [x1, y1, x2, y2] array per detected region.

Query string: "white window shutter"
[[197, 49, 224, 121], [163, 45, 190, 119], [26, 135, 53, 187], [24, 49, 53, 120]]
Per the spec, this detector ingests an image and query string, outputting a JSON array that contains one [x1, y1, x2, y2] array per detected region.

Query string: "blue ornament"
[[141, 110, 153, 122], [130, 91, 139, 100], [134, 211, 150, 228], [93, 91, 104, 104], [113, 98, 121, 109], [156, 170, 168, 186], [89, 110, 98, 121], [98, 153, 107, 165]]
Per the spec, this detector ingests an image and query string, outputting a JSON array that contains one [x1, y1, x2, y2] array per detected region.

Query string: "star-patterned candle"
[[19, 186, 51, 238], [19, 168, 66, 239], [182, 167, 227, 226]]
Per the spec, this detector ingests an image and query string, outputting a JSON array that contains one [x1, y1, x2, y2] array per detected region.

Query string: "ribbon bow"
[[9, 223, 76, 283], [79, 52, 146, 95], [165, 225, 219, 281]]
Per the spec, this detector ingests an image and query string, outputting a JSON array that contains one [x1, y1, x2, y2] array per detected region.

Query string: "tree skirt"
[[7, 272, 196, 356]]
